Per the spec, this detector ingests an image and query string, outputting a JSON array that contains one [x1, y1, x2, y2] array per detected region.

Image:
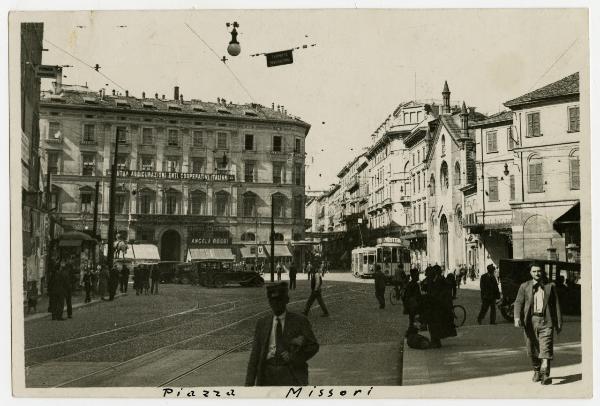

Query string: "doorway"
[[160, 230, 181, 261]]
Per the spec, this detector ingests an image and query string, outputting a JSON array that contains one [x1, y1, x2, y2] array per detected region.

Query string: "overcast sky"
[[22, 8, 587, 190]]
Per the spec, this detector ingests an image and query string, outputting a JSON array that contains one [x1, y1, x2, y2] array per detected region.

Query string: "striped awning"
[[187, 248, 235, 262], [131, 244, 160, 262]]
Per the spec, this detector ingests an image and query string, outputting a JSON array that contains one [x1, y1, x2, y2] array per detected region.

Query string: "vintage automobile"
[[498, 258, 581, 322], [181, 260, 265, 288]]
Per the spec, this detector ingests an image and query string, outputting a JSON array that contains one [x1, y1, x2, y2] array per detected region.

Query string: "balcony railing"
[[80, 139, 97, 145], [46, 137, 62, 144]]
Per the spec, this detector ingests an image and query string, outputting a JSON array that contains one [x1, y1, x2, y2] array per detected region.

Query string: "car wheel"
[[213, 278, 225, 288]]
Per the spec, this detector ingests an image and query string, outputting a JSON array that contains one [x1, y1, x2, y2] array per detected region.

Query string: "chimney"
[[272, 102, 275, 109], [54, 67, 63, 94], [217, 97, 221, 104], [442, 81, 450, 115], [460, 101, 469, 139], [468, 107, 475, 116], [155, 93, 158, 99], [222, 98, 226, 105], [112, 89, 116, 96], [142, 91, 146, 99], [174, 86, 179, 101], [125, 90, 129, 97], [162, 94, 165, 100], [180, 94, 183, 102]]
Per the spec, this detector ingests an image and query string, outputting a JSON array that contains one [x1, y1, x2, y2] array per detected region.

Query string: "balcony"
[[80, 139, 97, 146], [45, 137, 62, 144]]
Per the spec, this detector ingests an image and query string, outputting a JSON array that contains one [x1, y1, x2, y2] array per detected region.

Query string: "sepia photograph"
[[7, 4, 593, 399]]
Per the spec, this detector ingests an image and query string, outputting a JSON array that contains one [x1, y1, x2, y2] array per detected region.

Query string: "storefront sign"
[[106, 169, 235, 182], [377, 237, 403, 245], [189, 237, 230, 246]]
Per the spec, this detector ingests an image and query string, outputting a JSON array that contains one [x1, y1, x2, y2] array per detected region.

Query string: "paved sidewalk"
[[25, 290, 126, 322], [402, 317, 584, 395]]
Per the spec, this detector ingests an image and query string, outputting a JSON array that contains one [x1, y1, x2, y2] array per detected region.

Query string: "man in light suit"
[[514, 263, 562, 385], [245, 282, 319, 386]]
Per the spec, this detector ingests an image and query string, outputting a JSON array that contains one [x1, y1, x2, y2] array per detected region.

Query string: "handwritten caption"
[[161, 386, 375, 398]]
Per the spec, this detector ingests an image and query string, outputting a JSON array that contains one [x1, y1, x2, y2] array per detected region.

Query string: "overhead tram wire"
[[528, 36, 580, 91], [43, 38, 127, 92], [184, 23, 255, 103]]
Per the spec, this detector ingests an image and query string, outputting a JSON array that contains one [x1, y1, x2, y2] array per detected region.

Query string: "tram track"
[[47, 288, 361, 388]]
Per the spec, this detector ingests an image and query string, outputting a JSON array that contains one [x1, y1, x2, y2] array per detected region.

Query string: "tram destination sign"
[[377, 237, 404, 245], [106, 169, 235, 182]]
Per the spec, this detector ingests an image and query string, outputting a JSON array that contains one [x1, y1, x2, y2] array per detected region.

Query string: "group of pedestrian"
[[48, 256, 74, 321], [133, 264, 160, 295]]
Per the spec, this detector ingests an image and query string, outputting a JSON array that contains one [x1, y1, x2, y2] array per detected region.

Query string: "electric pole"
[[270, 194, 275, 282], [106, 130, 120, 271], [92, 180, 100, 270]]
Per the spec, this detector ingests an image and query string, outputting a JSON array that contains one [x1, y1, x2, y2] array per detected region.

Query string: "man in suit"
[[245, 282, 319, 386], [303, 267, 330, 317], [374, 265, 387, 309], [477, 264, 501, 324], [288, 263, 297, 290], [514, 263, 562, 385]]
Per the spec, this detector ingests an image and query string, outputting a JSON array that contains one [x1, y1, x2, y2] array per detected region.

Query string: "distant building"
[[504, 73, 581, 261], [39, 86, 310, 265]]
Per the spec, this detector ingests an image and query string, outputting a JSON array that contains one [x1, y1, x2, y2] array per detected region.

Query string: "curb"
[[24, 293, 126, 322]]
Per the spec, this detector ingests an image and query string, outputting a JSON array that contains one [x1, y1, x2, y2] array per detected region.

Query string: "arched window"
[[189, 190, 206, 215], [163, 188, 180, 214], [214, 190, 230, 216], [528, 154, 543, 193], [454, 162, 461, 185], [440, 161, 449, 191], [271, 193, 287, 218], [441, 134, 446, 155], [137, 188, 155, 214], [429, 174, 436, 196], [570, 149, 580, 190], [242, 191, 258, 217]]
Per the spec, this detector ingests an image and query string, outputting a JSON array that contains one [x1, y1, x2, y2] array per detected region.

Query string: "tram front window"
[[383, 248, 392, 263], [368, 255, 375, 264]]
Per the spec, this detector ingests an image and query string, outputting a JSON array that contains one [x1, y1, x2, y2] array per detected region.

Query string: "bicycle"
[[389, 285, 404, 305], [452, 303, 466, 327]]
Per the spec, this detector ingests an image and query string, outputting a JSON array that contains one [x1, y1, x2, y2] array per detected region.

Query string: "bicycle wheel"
[[453, 304, 466, 327], [389, 289, 400, 305]]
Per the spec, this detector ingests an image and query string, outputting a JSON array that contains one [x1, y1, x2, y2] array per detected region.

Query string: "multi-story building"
[[20, 22, 48, 295], [425, 82, 482, 272], [503, 72, 581, 261], [337, 153, 368, 230], [465, 111, 517, 273], [39, 86, 310, 265]]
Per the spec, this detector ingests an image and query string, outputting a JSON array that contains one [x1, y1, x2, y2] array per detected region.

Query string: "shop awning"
[[264, 245, 293, 257], [240, 246, 267, 259], [131, 244, 160, 262], [554, 202, 580, 234], [188, 248, 235, 262], [59, 239, 82, 247]]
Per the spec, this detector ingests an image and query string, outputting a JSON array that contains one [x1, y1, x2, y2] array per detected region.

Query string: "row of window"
[[78, 190, 304, 218], [525, 106, 580, 138], [46, 151, 304, 185], [48, 122, 304, 152]]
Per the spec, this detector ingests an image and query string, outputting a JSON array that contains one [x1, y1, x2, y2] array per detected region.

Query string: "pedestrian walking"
[[142, 265, 151, 295], [151, 264, 160, 294], [63, 258, 74, 319], [374, 264, 386, 309], [98, 264, 109, 300], [477, 264, 501, 324], [81, 265, 93, 303], [119, 264, 130, 293], [404, 267, 422, 327], [276, 261, 283, 282], [514, 263, 562, 385], [302, 267, 329, 317], [245, 282, 319, 386], [446, 270, 457, 299], [51, 260, 69, 321], [288, 263, 297, 290], [47, 255, 59, 315], [133, 265, 142, 295], [305, 261, 313, 280], [421, 265, 456, 348], [91, 264, 100, 298], [108, 263, 120, 301]]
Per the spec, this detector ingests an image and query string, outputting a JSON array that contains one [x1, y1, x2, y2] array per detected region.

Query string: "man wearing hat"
[[245, 282, 319, 386], [477, 263, 501, 325]]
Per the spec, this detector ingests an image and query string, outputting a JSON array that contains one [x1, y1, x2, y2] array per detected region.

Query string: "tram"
[[351, 238, 411, 282]]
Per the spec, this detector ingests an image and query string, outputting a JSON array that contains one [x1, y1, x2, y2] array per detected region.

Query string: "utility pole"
[[270, 194, 275, 282], [106, 130, 120, 271], [92, 180, 100, 270]]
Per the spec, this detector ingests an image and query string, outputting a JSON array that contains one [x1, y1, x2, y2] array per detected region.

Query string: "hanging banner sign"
[[36, 65, 62, 78], [266, 49, 294, 67]]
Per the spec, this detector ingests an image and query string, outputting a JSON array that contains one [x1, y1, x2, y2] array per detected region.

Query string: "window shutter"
[[533, 113, 540, 136], [529, 161, 543, 192], [570, 158, 580, 190], [509, 175, 515, 200], [488, 177, 498, 201]]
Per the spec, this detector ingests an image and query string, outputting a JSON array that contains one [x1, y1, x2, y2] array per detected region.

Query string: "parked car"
[[498, 258, 581, 322]]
